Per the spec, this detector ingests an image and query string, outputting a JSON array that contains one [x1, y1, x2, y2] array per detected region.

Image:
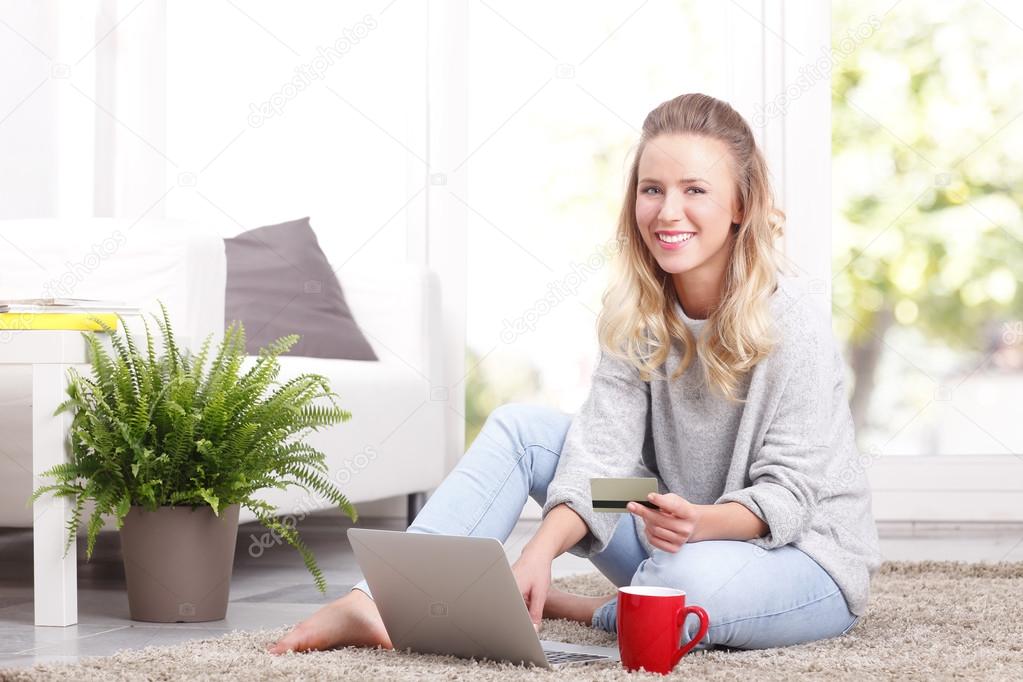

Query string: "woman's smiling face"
[[635, 134, 742, 280]]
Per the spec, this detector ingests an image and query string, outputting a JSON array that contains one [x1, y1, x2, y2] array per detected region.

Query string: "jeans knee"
[[481, 403, 530, 456], [484, 403, 570, 455], [485, 402, 532, 434], [630, 551, 710, 604], [483, 402, 572, 498]]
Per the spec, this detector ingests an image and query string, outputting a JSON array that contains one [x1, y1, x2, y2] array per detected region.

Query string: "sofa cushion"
[[224, 217, 378, 360]]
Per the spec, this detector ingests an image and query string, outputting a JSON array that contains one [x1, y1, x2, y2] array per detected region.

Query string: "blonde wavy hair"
[[598, 93, 787, 403]]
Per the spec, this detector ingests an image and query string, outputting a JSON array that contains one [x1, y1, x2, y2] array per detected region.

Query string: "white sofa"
[[0, 218, 446, 529]]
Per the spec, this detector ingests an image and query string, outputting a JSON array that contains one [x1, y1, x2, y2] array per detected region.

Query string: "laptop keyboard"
[[543, 650, 612, 665]]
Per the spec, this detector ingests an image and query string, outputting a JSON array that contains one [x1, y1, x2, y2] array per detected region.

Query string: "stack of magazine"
[[0, 298, 141, 331]]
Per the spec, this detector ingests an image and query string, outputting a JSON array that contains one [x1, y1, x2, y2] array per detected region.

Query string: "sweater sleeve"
[[714, 322, 835, 550], [541, 348, 655, 558]]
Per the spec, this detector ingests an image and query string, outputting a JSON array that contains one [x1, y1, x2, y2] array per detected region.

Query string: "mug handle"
[[673, 604, 710, 664]]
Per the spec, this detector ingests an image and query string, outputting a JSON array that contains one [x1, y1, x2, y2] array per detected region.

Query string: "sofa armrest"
[[337, 264, 443, 391], [0, 218, 226, 351]]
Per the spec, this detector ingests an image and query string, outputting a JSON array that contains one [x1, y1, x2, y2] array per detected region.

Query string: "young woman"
[[270, 93, 881, 654]]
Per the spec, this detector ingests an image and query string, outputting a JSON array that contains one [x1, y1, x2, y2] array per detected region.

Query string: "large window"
[[832, 0, 1023, 459]]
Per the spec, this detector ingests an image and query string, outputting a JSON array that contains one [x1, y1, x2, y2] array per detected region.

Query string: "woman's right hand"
[[510, 549, 553, 633]]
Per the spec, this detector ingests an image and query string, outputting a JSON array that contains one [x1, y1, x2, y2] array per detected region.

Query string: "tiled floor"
[[1, 513, 1022, 670]]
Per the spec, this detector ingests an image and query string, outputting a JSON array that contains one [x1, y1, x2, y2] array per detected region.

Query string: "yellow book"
[[0, 313, 120, 331]]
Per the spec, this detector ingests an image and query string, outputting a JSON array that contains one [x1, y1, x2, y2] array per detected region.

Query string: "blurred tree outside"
[[832, 0, 1023, 445]]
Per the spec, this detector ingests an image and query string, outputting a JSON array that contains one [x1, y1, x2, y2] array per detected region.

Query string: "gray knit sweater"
[[541, 277, 882, 617]]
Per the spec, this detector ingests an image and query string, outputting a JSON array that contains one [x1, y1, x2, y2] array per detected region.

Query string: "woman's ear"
[[731, 211, 743, 232]]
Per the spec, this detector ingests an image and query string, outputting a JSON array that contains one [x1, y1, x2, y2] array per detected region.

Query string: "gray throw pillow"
[[224, 217, 378, 361]]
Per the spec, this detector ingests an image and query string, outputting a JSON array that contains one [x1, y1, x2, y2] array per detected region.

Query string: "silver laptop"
[[347, 528, 620, 669]]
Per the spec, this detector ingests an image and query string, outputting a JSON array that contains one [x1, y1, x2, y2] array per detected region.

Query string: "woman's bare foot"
[[268, 589, 393, 654], [543, 586, 614, 625]]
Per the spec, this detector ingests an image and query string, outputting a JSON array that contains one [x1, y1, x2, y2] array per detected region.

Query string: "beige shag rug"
[[4, 561, 1023, 681]]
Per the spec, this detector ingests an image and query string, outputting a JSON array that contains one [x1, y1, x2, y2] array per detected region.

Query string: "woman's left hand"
[[627, 492, 703, 553]]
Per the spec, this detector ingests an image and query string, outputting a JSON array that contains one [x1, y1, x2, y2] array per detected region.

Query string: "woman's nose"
[[657, 189, 684, 222]]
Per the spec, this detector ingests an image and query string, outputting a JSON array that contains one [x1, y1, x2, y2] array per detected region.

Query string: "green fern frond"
[[246, 497, 328, 593], [31, 300, 357, 591]]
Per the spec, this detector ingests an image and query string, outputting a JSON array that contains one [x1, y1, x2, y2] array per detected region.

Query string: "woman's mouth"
[[654, 231, 696, 250]]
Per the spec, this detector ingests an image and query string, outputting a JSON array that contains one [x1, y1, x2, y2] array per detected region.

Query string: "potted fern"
[[30, 305, 358, 622]]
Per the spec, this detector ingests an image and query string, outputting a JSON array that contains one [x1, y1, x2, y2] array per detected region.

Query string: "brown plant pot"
[[119, 503, 240, 622]]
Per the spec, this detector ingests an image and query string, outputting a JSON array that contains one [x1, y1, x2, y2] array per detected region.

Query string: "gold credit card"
[[590, 477, 660, 513]]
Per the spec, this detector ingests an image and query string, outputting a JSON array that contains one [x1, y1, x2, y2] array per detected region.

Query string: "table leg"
[[32, 363, 78, 627]]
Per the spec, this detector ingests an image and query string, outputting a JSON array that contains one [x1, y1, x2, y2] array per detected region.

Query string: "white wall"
[[0, 1, 451, 521]]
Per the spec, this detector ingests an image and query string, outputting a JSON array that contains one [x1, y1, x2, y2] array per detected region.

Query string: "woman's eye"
[[640, 186, 704, 195]]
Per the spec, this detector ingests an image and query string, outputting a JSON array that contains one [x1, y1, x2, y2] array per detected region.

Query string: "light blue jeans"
[[351, 403, 860, 650]]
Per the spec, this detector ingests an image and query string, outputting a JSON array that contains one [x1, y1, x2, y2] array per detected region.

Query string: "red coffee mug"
[[616, 585, 710, 675]]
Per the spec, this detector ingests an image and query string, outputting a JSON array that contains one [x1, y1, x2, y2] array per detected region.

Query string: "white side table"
[[0, 330, 94, 627]]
